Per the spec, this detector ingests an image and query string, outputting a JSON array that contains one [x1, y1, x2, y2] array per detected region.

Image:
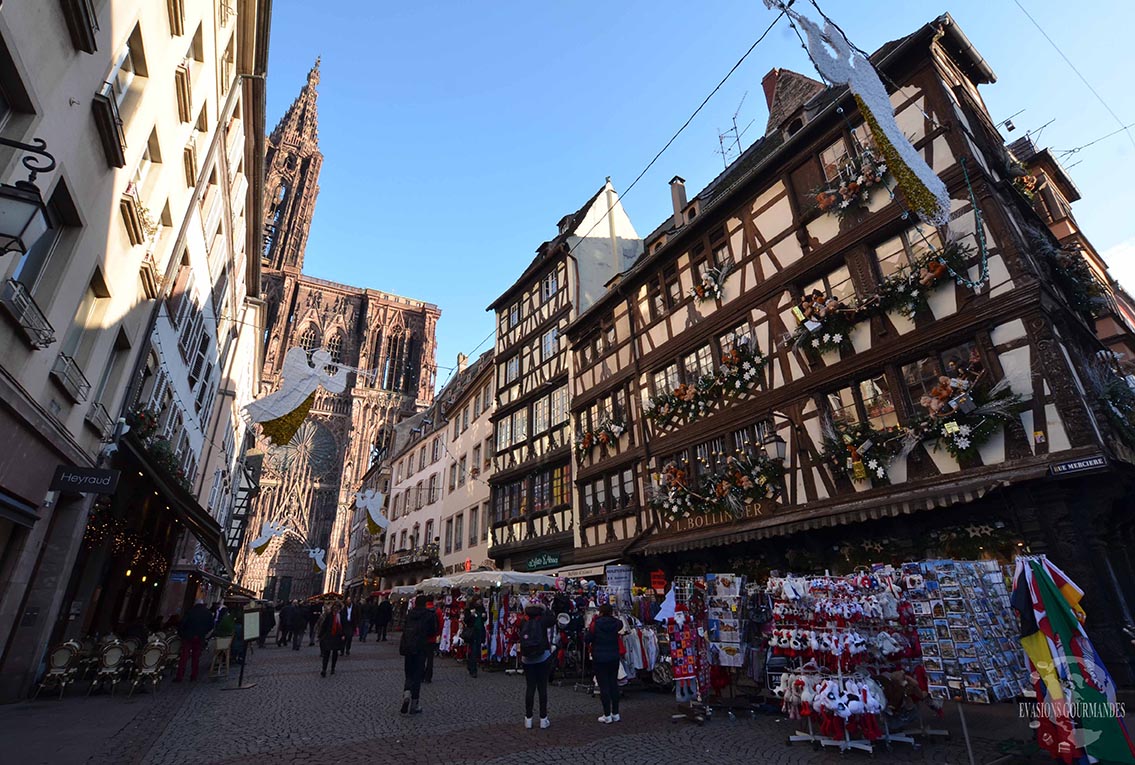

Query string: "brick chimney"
[[457, 353, 468, 373], [669, 176, 687, 229], [762, 68, 781, 109]]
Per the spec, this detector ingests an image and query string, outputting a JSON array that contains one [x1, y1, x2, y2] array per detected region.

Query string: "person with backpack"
[[585, 603, 623, 723], [399, 595, 438, 714], [519, 602, 556, 729]]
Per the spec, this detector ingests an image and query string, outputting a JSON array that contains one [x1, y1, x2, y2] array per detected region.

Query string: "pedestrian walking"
[[359, 597, 373, 642], [341, 597, 357, 655], [258, 604, 276, 649], [289, 600, 307, 650], [318, 601, 346, 677], [375, 596, 393, 642], [423, 596, 442, 682], [585, 603, 623, 723], [307, 602, 319, 646], [276, 601, 290, 647], [462, 595, 488, 678], [400, 595, 438, 714], [519, 602, 556, 729], [173, 599, 213, 682]]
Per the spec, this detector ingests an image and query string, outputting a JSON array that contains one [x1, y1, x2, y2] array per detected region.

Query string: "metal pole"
[[957, 702, 976, 765]]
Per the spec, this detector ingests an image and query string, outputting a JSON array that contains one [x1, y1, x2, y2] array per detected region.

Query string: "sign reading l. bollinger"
[[50, 465, 121, 495], [668, 500, 771, 534]]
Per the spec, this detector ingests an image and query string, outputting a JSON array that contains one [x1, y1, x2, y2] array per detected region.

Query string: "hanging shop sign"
[[50, 465, 120, 495], [650, 569, 667, 593], [1048, 454, 1107, 476], [526, 551, 560, 571]]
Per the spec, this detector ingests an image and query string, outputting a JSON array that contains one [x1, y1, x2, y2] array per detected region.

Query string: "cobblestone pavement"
[[0, 637, 1051, 764]]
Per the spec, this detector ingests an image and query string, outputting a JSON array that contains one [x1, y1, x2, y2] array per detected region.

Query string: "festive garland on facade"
[[126, 407, 194, 493], [644, 343, 766, 428], [574, 419, 627, 462], [1083, 355, 1135, 449], [928, 523, 1021, 560], [812, 146, 889, 220], [83, 501, 171, 578], [1027, 227, 1106, 322], [650, 452, 785, 521], [688, 262, 731, 303], [821, 379, 1025, 482], [793, 241, 975, 353]]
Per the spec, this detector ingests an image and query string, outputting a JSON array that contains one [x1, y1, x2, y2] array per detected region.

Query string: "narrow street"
[[2, 638, 1025, 765]]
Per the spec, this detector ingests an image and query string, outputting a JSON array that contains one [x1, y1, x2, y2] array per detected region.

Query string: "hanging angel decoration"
[[244, 347, 349, 445], [307, 547, 327, 572], [767, 1, 951, 226], [249, 520, 288, 555], [356, 489, 388, 535]]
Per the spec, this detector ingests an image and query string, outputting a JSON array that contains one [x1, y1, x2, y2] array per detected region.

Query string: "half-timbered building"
[[486, 181, 642, 573], [567, 14, 1135, 680]]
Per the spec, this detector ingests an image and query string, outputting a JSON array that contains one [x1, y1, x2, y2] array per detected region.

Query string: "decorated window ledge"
[[650, 452, 784, 522], [126, 406, 194, 493], [1085, 354, 1135, 450], [688, 261, 732, 303], [644, 343, 766, 428], [574, 419, 627, 461], [812, 146, 889, 220], [793, 241, 975, 355], [821, 378, 1025, 486], [1028, 227, 1107, 322]]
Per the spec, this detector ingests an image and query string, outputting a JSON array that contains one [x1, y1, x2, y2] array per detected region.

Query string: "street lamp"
[[0, 136, 56, 256], [762, 431, 787, 462]]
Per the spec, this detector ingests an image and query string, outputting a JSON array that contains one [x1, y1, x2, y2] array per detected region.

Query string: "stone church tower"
[[237, 61, 440, 601]]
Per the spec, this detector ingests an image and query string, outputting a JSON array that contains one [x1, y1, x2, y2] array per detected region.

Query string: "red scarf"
[[332, 614, 341, 636]]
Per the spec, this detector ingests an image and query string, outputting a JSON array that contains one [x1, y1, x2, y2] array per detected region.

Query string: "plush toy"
[[919, 258, 947, 287]]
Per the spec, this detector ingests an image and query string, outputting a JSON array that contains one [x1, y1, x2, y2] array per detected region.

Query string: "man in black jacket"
[[400, 595, 438, 714], [258, 605, 276, 649], [174, 600, 213, 681], [375, 596, 393, 642], [341, 597, 357, 655], [289, 600, 307, 650]]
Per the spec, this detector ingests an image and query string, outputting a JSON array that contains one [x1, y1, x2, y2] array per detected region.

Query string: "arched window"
[[412, 523, 420, 549], [299, 324, 320, 352], [326, 333, 344, 364]]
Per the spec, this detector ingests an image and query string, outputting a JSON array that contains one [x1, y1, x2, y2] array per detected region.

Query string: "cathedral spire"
[[270, 57, 321, 147]]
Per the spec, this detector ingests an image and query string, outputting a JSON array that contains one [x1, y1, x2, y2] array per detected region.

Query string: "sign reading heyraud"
[[50, 465, 120, 495], [668, 499, 773, 534]]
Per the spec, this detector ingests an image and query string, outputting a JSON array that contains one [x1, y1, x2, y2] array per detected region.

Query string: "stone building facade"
[[236, 64, 439, 602]]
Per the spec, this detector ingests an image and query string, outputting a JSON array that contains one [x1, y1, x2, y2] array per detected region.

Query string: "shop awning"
[[552, 559, 618, 579], [0, 488, 39, 528], [633, 466, 1047, 556], [122, 437, 232, 576], [172, 565, 231, 589]]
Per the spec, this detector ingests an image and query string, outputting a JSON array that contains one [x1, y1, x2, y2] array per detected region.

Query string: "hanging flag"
[[356, 489, 388, 535], [244, 347, 349, 445], [771, 3, 951, 226], [248, 520, 287, 555]]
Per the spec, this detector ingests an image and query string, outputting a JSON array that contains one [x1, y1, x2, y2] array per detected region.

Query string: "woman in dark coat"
[[462, 595, 488, 678], [585, 603, 623, 723], [317, 601, 346, 677]]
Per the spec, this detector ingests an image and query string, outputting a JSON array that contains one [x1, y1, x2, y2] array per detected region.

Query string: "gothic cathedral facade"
[[237, 61, 440, 601]]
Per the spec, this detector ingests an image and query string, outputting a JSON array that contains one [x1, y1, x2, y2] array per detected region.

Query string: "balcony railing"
[[51, 353, 91, 403], [92, 83, 126, 168], [85, 402, 114, 439], [60, 0, 99, 53], [175, 58, 192, 123], [0, 279, 56, 349]]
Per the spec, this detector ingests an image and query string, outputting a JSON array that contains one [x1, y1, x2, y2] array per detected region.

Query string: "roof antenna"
[[716, 92, 755, 168]]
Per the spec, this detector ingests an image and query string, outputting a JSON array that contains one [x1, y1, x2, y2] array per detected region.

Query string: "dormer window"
[[787, 117, 804, 136]]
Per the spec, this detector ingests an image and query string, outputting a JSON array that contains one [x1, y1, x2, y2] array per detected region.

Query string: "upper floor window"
[[512, 408, 528, 443], [803, 263, 856, 306], [551, 386, 569, 425], [533, 395, 550, 435], [496, 417, 512, 452], [819, 136, 852, 183], [683, 345, 714, 380], [903, 340, 984, 417], [505, 356, 520, 384], [825, 374, 899, 431], [508, 301, 521, 329], [418, 447, 427, 472], [874, 228, 944, 280], [106, 44, 137, 107], [652, 363, 681, 396], [541, 327, 559, 362], [431, 437, 441, 463], [719, 322, 754, 354], [541, 272, 558, 303]]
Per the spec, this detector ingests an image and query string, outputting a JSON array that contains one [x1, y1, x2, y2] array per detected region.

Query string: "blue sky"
[[266, 0, 1135, 389]]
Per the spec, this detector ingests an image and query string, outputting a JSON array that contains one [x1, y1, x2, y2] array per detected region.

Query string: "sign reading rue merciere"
[[668, 500, 772, 534], [527, 552, 560, 571]]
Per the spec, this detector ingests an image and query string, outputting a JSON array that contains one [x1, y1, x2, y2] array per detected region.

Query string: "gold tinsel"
[[366, 514, 383, 535], [856, 95, 945, 225], [260, 391, 317, 445]]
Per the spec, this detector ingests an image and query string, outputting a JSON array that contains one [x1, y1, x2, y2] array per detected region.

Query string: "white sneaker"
[[524, 717, 533, 729], [611, 713, 621, 722], [539, 717, 551, 729], [598, 715, 612, 724]]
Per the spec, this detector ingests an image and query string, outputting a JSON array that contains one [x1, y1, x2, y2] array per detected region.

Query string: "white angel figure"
[[307, 547, 327, 571], [356, 489, 389, 532], [249, 520, 287, 554], [244, 347, 349, 424]]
